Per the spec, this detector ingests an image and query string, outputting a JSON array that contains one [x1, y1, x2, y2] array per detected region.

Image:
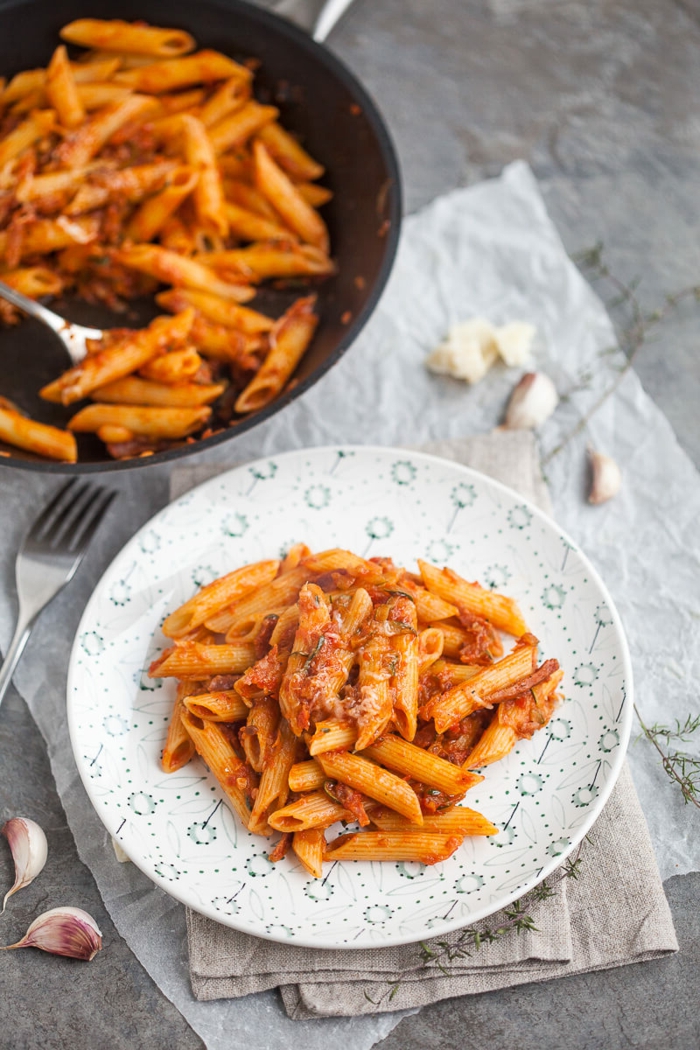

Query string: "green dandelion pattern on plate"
[[222, 511, 248, 538], [573, 662, 599, 687], [67, 445, 631, 949], [304, 484, 331, 510], [391, 460, 417, 485], [542, 583, 566, 609], [507, 505, 533, 530]]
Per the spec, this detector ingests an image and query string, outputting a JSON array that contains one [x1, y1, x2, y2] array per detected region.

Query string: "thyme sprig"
[[543, 243, 700, 464], [363, 842, 586, 1006], [635, 704, 700, 809]]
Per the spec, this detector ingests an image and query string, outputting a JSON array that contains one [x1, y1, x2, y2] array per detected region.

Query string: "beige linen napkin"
[[172, 432, 678, 1018]]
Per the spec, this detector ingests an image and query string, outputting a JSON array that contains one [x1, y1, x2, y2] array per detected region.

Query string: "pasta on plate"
[[0, 18, 333, 463], [149, 546, 564, 878]]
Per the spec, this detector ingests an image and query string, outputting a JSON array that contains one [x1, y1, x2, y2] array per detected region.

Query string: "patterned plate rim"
[[66, 444, 634, 949]]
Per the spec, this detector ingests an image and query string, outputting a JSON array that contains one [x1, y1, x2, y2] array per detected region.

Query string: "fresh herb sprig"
[[364, 842, 585, 1006], [635, 705, 700, 809], [544, 243, 700, 464]]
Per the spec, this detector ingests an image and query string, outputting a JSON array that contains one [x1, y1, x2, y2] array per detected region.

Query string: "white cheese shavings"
[[493, 321, 536, 367], [425, 318, 498, 385], [426, 317, 536, 384]]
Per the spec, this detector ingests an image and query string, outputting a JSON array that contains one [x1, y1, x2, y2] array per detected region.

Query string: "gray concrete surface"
[[1, 0, 699, 1047]]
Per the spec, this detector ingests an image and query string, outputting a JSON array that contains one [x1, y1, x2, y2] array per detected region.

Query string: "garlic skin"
[[0, 906, 103, 961], [588, 448, 622, 505], [504, 372, 559, 429], [111, 837, 130, 864], [1, 817, 48, 912]]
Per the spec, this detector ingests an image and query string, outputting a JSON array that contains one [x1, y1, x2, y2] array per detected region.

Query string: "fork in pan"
[[0, 480, 115, 709]]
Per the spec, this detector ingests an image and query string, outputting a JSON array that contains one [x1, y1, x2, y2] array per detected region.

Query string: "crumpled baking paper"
[[1, 161, 698, 1050]]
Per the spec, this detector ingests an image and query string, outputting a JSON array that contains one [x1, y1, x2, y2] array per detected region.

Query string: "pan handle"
[[271, 0, 355, 43], [312, 0, 355, 41]]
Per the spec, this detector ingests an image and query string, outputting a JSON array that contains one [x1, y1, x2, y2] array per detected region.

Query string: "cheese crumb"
[[425, 318, 498, 385], [493, 322, 536, 367], [426, 318, 536, 384]]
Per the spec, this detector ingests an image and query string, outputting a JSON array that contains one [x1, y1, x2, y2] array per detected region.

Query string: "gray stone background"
[[1, 0, 699, 1047]]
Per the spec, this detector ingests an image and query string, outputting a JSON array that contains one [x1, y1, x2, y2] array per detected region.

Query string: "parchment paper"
[[1, 161, 698, 1050]]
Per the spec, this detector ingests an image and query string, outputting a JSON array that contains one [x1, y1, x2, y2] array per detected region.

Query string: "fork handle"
[[0, 616, 33, 710], [0, 279, 76, 337]]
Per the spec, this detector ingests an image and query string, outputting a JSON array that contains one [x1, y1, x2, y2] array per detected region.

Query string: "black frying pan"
[[0, 0, 401, 472]]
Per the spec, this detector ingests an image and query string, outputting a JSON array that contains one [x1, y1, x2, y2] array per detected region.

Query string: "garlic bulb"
[[504, 372, 559, 429], [588, 448, 622, 504], [1, 817, 48, 912], [0, 906, 103, 961]]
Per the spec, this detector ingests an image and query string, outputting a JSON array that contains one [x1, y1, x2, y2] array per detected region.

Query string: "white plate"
[[67, 445, 633, 949]]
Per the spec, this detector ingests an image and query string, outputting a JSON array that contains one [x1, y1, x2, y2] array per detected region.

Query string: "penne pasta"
[[256, 122, 324, 182], [117, 244, 255, 302], [418, 559, 529, 637], [288, 758, 325, 793], [268, 791, 353, 832], [199, 76, 250, 128], [317, 751, 423, 826], [1, 266, 63, 299], [201, 241, 334, 282], [61, 19, 196, 57], [40, 310, 195, 405], [125, 165, 199, 241], [308, 719, 358, 756], [362, 735, 483, 795], [208, 101, 279, 154], [57, 94, 158, 168], [149, 641, 256, 678], [234, 295, 318, 414], [46, 46, 85, 129], [0, 406, 76, 462], [253, 140, 330, 253], [182, 690, 249, 723], [423, 639, 539, 733], [91, 376, 225, 408], [0, 19, 337, 463], [324, 831, 463, 865], [156, 286, 274, 334], [368, 804, 498, 836], [292, 828, 325, 878], [248, 719, 298, 835], [0, 110, 55, 168], [114, 50, 252, 93], [154, 546, 565, 874], [163, 559, 280, 638], [207, 564, 309, 636], [69, 402, 211, 440], [181, 114, 228, 236], [179, 709, 254, 828], [161, 686, 197, 772]]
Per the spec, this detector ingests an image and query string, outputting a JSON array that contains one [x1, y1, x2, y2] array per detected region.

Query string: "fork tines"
[[30, 479, 115, 553]]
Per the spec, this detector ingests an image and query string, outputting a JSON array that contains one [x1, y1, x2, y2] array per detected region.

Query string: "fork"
[[0, 479, 116, 709], [0, 280, 103, 365]]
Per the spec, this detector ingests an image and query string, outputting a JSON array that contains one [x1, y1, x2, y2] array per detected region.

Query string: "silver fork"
[[0, 280, 103, 365], [0, 480, 116, 709]]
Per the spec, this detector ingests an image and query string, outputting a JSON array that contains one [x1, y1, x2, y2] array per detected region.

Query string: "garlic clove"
[[1, 817, 48, 913], [588, 448, 622, 505], [0, 906, 103, 961], [504, 371, 559, 429]]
